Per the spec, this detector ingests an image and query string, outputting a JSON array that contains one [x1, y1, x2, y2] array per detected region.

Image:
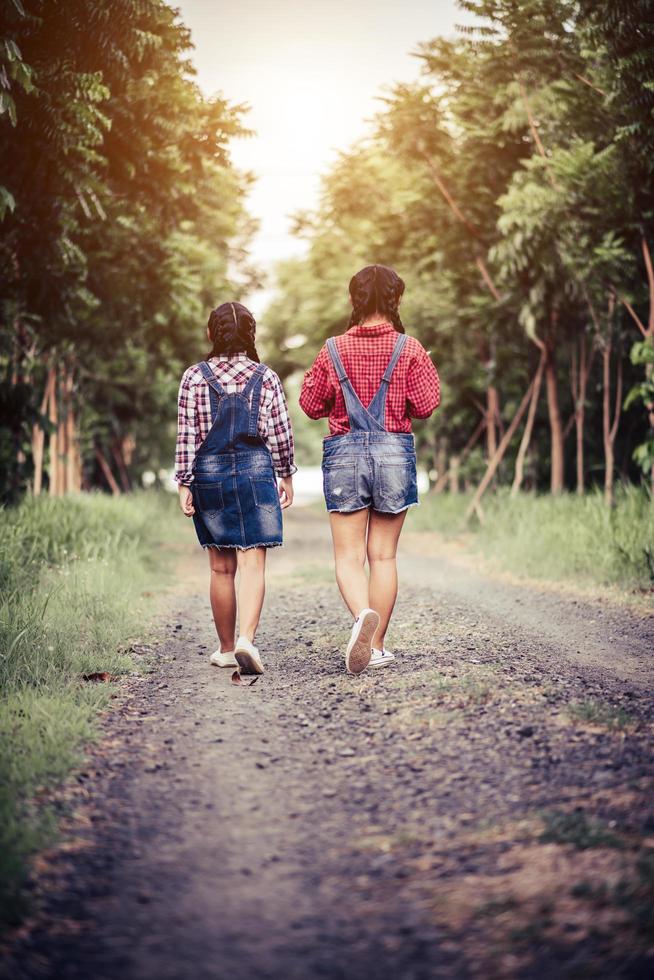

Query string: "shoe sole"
[[235, 650, 264, 676], [369, 656, 395, 669], [210, 658, 238, 668], [345, 610, 379, 675]]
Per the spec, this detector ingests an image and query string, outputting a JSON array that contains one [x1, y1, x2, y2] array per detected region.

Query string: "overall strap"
[[365, 334, 409, 429], [325, 337, 349, 383], [380, 334, 408, 385], [243, 363, 267, 437], [198, 360, 226, 397], [198, 361, 226, 420], [326, 336, 385, 432]]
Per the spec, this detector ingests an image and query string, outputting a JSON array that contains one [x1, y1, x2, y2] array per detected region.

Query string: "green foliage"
[[540, 810, 623, 850], [265, 0, 653, 493], [0, 492, 177, 926], [0, 1, 254, 499], [567, 700, 633, 731], [409, 485, 654, 590]]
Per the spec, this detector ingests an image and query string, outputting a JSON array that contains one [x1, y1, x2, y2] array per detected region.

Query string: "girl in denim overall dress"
[[300, 266, 440, 675], [175, 303, 296, 675]]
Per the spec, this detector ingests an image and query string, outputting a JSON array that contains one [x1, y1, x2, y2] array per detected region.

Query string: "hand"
[[278, 475, 294, 510], [178, 484, 195, 517]]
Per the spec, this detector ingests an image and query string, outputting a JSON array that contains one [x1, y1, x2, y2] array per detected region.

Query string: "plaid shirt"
[[299, 322, 440, 434], [175, 355, 296, 485]]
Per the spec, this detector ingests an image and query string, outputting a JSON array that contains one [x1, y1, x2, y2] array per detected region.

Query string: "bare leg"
[[367, 509, 408, 649], [236, 547, 267, 642], [208, 548, 237, 651], [329, 509, 370, 617]]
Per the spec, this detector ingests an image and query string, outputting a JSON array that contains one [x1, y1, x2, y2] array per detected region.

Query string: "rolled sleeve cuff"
[[275, 462, 297, 478]]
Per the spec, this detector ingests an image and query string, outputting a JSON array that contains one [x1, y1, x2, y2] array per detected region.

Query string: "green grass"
[[567, 699, 634, 730], [540, 810, 623, 850], [0, 491, 178, 928], [408, 484, 654, 591], [571, 850, 654, 938]]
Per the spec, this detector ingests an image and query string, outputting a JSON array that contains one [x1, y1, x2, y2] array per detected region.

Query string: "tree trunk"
[[449, 455, 461, 494], [64, 370, 79, 494], [545, 342, 564, 494], [434, 438, 448, 494], [571, 334, 595, 497], [511, 349, 546, 496], [95, 446, 121, 495], [57, 371, 68, 495], [111, 439, 132, 493], [433, 418, 485, 493], [467, 369, 540, 520], [32, 367, 53, 497], [48, 366, 59, 496], [603, 336, 624, 507], [486, 385, 499, 462]]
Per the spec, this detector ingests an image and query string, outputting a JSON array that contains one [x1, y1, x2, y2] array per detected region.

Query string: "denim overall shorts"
[[191, 361, 283, 549], [322, 334, 419, 514]]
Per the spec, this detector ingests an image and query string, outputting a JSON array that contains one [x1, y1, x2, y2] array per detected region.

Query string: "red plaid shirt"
[[299, 322, 440, 434], [175, 355, 296, 485]]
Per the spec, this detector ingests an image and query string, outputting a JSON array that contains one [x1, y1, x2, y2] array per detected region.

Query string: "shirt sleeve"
[[264, 371, 297, 478], [299, 345, 335, 419], [406, 342, 441, 419], [174, 368, 197, 486]]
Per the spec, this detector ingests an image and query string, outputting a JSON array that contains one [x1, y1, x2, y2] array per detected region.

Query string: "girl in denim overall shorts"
[[300, 266, 440, 675], [176, 303, 296, 675]]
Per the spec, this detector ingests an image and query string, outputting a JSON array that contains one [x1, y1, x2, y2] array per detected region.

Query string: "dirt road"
[[4, 509, 653, 979]]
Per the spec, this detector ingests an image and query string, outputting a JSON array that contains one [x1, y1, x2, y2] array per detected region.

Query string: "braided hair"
[[207, 302, 260, 362], [348, 264, 405, 333]]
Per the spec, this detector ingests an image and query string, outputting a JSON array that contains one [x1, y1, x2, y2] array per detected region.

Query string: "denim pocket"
[[251, 477, 279, 509], [194, 482, 224, 513], [323, 461, 358, 507], [379, 460, 417, 507]]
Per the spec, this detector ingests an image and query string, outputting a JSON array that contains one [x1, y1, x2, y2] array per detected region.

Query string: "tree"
[[0, 0, 254, 499]]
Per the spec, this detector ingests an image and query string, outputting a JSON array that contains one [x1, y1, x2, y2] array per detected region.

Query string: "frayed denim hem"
[[374, 500, 420, 515], [200, 541, 283, 551], [325, 500, 420, 515]]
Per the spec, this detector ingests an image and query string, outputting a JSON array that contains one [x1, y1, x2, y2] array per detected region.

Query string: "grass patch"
[[408, 484, 654, 591], [614, 849, 654, 937], [540, 810, 623, 850], [0, 491, 178, 929], [567, 699, 634, 730], [571, 849, 654, 938], [433, 673, 493, 704], [475, 896, 518, 918]]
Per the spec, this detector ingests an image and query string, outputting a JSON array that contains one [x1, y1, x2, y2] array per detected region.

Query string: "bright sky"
[[177, 0, 465, 311]]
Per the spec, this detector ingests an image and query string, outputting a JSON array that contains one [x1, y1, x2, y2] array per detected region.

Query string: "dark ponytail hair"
[[348, 264, 405, 333], [207, 302, 260, 362]]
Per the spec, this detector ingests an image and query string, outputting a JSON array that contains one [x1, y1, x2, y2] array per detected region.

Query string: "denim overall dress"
[[191, 361, 283, 549], [322, 334, 419, 514]]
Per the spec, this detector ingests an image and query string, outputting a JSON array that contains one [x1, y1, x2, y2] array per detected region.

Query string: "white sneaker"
[[345, 608, 380, 675], [235, 635, 265, 675], [210, 648, 237, 668], [370, 647, 396, 669]]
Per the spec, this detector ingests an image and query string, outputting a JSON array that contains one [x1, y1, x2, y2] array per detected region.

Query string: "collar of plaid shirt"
[[208, 353, 250, 361], [346, 321, 395, 338]]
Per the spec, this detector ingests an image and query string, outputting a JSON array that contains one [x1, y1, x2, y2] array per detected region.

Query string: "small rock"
[[517, 725, 534, 738]]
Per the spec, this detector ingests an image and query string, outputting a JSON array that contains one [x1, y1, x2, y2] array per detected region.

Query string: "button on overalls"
[[321, 334, 419, 514], [191, 361, 283, 549]]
